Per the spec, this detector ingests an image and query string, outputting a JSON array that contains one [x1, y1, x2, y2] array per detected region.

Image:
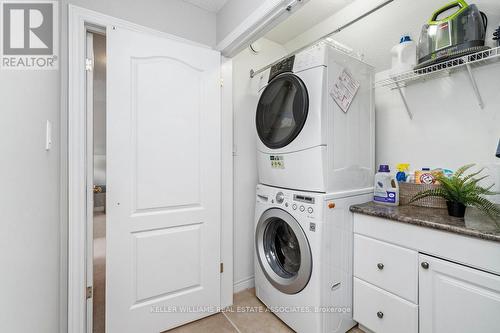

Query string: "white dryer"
[[255, 42, 375, 193], [254, 184, 372, 333]]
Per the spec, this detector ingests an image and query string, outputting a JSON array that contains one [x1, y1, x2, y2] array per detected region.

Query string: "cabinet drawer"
[[353, 278, 418, 333], [354, 234, 418, 303]]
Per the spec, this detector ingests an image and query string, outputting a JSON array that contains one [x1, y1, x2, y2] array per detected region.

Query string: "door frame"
[[67, 5, 233, 333]]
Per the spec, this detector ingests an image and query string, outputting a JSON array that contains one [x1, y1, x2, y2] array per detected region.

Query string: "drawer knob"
[[421, 262, 430, 269], [377, 311, 384, 319], [377, 263, 384, 270]]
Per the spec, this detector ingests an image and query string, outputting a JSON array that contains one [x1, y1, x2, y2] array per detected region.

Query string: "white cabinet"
[[353, 214, 500, 333], [353, 278, 418, 333], [354, 234, 418, 303], [353, 234, 419, 333], [419, 254, 500, 333]]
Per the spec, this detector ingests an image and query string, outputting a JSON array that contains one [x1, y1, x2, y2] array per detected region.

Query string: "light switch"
[[46, 120, 52, 151]]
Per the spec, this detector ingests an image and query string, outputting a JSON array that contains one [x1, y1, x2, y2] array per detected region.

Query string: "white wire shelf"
[[375, 46, 500, 88], [374, 46, 500, 119]]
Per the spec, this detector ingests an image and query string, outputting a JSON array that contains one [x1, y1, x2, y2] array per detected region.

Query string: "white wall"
[[375, 64, 500, 196], [283, 0, 500, 189], [0, 68, 60, 333], [285, 0, 500, 70], [228, 0, 500, 294], [232, 38, 286, 291], [68, 0, 217, 46], [0, 1, 216, 332], [230, 0, 500, 293], [216, 0, 268, 44], [284, 0, 391, 63]]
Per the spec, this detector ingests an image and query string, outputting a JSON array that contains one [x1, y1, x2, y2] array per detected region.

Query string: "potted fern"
[[410, 164, 500, 219]]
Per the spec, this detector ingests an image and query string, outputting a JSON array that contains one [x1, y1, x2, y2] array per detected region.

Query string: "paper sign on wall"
[[330, 69, 360, 113]]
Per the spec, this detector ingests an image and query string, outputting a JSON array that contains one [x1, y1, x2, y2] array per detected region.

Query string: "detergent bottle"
[[390, 34, 416, 74], [373, 165, 400, 206]]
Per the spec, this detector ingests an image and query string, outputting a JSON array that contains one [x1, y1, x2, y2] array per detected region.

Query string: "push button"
[[299, 205, 305, 212], [307, 207, 313, 214], [292, 204, 297, 210]]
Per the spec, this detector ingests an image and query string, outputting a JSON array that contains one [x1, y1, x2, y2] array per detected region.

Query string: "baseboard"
[[358, 324, 373, 333], [233, 276, 255, 293]]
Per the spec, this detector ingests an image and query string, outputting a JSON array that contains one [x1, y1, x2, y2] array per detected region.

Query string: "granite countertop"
[[350, 202, 500, 243]]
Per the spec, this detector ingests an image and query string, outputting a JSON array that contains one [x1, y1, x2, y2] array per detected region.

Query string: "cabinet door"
[[419, 254, 500, 333]]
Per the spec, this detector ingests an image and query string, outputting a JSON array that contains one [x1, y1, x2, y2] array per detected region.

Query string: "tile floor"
[[166, 288, 364, 333], [92, 217, 363, 333]]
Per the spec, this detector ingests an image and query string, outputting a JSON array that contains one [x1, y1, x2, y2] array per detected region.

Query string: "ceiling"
[[182, 0, 229, 13], [265, 0, 354, 45]]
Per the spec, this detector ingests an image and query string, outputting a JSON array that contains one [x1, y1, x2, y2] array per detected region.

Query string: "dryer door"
[[256, 73, 309, 149], [255, 208, 312, 294]]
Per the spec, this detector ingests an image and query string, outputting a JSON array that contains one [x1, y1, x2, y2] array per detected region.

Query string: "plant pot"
[[446, 201, 466, 218]]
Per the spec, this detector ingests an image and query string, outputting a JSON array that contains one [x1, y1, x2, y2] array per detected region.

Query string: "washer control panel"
[[293, 194, 315, 215], [256, 185, 320, 219], [289, 194, 317, 218], [293, 194, 315, 204]]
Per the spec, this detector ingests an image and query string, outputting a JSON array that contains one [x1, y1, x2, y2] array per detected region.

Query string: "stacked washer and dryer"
[[253, 42, 375, 333]]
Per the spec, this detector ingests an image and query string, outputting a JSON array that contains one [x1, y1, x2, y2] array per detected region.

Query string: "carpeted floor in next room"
[[93, 212, 106, 333]]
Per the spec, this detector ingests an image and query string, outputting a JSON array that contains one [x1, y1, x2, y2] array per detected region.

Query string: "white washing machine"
[[255, 42, 375, 193], [254, 184, 372, 333]]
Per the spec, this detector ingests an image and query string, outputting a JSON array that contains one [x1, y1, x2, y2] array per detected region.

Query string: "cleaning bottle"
[[396, 163, 410, 182], [390, 34, 416, 74], [373, 165, 400, 206]]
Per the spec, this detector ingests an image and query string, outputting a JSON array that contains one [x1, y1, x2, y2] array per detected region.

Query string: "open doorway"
[[87, 30, 106, 333]]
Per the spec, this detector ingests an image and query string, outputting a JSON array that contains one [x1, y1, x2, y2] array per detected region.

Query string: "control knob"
[[276, 192, 285, 204]]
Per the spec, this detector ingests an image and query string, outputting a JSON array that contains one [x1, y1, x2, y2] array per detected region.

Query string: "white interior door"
[[106, 26, 221, 333]]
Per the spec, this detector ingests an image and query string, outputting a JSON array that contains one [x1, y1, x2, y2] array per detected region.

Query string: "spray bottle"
[[396, 163, 410, 182]]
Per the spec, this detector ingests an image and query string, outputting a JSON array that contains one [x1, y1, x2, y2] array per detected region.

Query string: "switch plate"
[[45, 120, 52, 151]]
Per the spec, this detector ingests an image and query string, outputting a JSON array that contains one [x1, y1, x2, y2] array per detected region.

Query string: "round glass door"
[[256, 74, 309, 149], [256, 208, 312, 294]]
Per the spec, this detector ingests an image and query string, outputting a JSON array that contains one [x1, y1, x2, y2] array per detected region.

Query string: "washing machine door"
[[255, 208, 312, 294], [256, 73, 309, 149]]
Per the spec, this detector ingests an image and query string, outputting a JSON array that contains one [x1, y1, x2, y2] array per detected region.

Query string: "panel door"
[[419, 254, 500, 333], [107, 26, 221, 332]]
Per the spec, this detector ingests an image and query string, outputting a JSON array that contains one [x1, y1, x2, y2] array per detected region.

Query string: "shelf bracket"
[[465, 63, 484, 109], [394, 81, 413, 119]]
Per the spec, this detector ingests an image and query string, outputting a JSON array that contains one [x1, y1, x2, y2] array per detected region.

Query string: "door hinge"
[[220, 262, 224, 273], [85, 58, 94, 71], [86, 286, 93, 299], [220, 78, 224, 87]]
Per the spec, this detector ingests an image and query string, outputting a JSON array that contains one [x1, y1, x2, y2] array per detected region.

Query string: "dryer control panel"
[[268, 55, 295, 82]]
